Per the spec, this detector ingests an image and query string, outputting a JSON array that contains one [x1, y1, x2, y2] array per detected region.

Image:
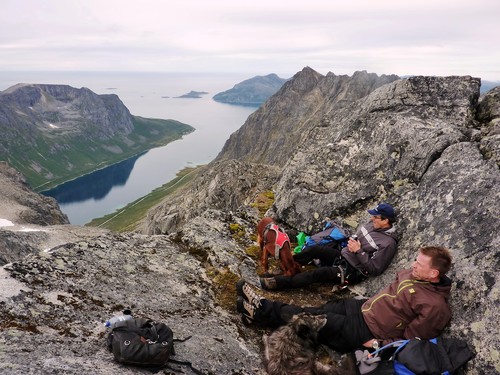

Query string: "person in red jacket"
[[237, 246, 452, 353]]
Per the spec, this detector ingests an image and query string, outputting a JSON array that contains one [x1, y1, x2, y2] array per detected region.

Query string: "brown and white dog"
[[257, 217, 301, 277], [263, 313, 355, 375]]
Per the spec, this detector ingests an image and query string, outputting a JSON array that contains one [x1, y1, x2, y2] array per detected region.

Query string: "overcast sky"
[[1, 0, 499, 80]]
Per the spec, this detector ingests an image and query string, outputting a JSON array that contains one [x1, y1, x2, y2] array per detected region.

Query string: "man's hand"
[[362, 339, 379, 349], [347, 238, 361, 253]]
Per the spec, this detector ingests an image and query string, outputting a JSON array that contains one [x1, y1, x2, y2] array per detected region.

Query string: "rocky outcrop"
[[216, 68, 399, 166], [147, 71, 499, 374], [0, 162, 68, 227], [146, 159, 280, 235], [273, 75, 481, 230], [1, 69, 499, 374], [477, 86, 500, 167]]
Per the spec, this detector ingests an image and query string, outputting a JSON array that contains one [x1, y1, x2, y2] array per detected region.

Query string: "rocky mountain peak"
[[0, 67, 498, 374], [147, 68, 499, 374]]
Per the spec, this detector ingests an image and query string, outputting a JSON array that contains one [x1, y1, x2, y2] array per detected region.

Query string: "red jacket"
[[362, 269, 452, 344]]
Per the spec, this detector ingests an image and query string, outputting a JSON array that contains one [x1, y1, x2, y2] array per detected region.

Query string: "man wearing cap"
[[259, 203, 399, 290], [237, 246, 453, 354]]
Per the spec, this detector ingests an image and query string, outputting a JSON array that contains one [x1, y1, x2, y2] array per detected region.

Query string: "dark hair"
[[380, 215, 396, 225], [420, 246, 452, 275]]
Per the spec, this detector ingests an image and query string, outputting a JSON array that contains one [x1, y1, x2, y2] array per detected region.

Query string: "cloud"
[[0, 0, 499, 80]]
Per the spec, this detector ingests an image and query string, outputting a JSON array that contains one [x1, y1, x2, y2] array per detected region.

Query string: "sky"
[[1, 0, 499, 81]]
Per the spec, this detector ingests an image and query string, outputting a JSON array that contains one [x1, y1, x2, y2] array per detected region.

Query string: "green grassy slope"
[[2, 116, 194, 192], [87, 166, 201, 231]]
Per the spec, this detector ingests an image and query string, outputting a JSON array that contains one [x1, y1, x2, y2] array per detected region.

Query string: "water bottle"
[[105, 309, 132, 328]]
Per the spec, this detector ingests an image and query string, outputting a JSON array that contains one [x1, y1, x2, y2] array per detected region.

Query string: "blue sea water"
[[0, 71, 256, 225]]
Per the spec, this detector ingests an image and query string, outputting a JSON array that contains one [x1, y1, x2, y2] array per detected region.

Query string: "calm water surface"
[[0, 72, 256, 224]]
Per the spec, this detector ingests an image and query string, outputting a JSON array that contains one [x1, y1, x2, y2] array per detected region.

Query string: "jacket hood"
[[362, 220, 400, 242]]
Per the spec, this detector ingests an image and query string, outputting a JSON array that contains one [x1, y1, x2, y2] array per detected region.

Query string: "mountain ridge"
[[0, 68, 498, 374], [0, 83, 194, 190]]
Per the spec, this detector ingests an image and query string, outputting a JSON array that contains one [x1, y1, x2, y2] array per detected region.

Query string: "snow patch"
[[19, 227, 45, 232], [0, 218, 14, 227]]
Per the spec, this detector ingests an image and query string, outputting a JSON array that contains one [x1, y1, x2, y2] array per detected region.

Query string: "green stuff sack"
[[294, 232, 307, 254]]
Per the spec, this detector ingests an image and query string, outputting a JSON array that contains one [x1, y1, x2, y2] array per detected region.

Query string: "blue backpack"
[[355, 337, 474, 375], [302, 221, 349, 250]]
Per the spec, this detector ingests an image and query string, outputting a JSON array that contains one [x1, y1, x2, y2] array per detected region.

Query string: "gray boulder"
[[147, 72, 499, 374], [1, 69, 499, 374]]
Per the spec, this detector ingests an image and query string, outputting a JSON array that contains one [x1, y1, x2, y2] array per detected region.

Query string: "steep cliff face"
[[273, 75, 481, 230], [0, 84, 194, 190], [0, 84, 134, 142], [216, 67, 399, 166], [146, 69, 499, 374]]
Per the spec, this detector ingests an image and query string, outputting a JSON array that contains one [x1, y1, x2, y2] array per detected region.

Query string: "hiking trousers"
[[273, 244, 368, 290], [256, 297, 373, 353], [293, 244, 342, 266], [274, 266, 343, 289]]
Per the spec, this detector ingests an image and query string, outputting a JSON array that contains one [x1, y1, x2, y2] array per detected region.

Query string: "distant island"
[[175, 91, 209, 99], [213, 73, 288, 107]]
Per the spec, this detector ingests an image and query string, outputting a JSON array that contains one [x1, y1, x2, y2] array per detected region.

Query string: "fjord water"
[[0, 72, 256, 225]]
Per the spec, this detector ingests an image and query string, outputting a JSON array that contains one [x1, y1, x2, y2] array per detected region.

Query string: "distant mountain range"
[[213, 73, 288, 106]]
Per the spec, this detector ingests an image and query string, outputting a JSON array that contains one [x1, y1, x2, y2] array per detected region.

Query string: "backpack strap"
[[167, 358, 206, 375], [167, 335, 206, 375]]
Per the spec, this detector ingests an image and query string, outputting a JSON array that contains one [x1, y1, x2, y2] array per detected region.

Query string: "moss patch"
[[208, 267, 240, 311], [251, 190, 275, 216], [229, 223, 246, 243]]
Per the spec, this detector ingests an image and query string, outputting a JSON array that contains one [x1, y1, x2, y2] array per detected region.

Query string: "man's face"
[[370, 215, 388, 229], [411, 252, 438, 281]]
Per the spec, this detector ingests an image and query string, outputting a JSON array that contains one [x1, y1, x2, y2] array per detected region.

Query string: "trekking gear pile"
[[296, 220, 350, 254], [355, 337, 474, 375]]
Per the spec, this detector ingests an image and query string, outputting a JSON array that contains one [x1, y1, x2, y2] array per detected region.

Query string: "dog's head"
[[289, 313, 327, 344]]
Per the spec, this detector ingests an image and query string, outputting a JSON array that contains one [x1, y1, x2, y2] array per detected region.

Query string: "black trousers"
[[257, 298, 373, 353], [274, 266, 343, 289], [293, 243, 342, 266], [272, 244, 367, 290]]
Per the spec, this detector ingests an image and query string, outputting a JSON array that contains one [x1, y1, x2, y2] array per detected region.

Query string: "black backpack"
[[355, 337, 474, 375], [107, 317, 204, 374]]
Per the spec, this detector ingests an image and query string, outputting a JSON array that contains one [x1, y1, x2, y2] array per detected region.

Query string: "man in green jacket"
[[237, 246, 452, 353]]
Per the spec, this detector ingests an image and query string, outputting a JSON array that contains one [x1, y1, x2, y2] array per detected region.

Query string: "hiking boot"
[[236, 296, 256, 325], [236, 279, 263, 307], [260, 277, 277, 290]]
